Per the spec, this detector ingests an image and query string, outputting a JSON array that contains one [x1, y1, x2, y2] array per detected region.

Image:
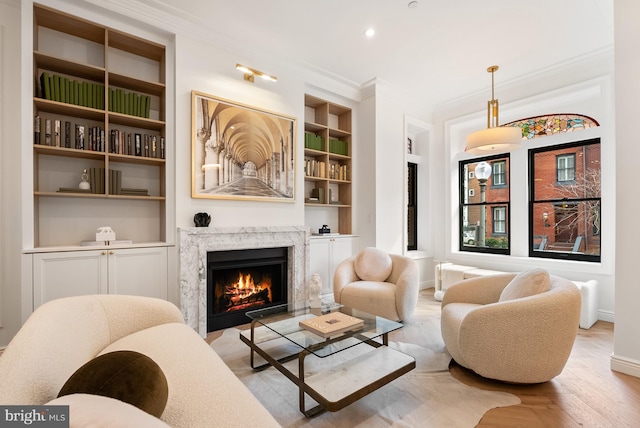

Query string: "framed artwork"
[[191, 90, 296, 201]]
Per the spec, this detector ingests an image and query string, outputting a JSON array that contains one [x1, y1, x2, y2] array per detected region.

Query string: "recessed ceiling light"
[[365, 28, 375, 38], [408, 1, 419, 8]]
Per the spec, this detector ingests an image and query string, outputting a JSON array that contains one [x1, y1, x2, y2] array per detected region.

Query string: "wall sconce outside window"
[[236, 63, 277, 83], [542, 212, 550, 227]]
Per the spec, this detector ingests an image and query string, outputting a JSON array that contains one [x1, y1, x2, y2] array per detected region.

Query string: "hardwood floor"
[[205, 289, 640, 427], [450, 319, 640, 427]]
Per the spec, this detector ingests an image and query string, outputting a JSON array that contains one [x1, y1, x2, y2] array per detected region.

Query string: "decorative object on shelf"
[[79, 169, 90, 190], [309, 273, 322, 308], [193, 212, 211, 227], [96, 226, 116, 244], [465, 65, 522, 154], [318, 225, 331, 235], [235, 64, 277, 83], [191, 91, 295, 202]]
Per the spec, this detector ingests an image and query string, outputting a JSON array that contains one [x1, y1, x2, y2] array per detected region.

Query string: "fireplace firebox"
[[207, 247, 288, 331]]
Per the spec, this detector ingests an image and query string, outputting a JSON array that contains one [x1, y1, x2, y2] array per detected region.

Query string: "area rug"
[[211, 293, 520, 427]]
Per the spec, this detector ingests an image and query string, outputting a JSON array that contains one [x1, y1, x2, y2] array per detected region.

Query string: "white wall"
[[0, 0, 23, 347], [173, 33, 305, 232], [612, 0, 640, 378]]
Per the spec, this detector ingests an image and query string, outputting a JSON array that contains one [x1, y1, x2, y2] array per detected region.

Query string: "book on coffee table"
[[299, 312, 364, 338]]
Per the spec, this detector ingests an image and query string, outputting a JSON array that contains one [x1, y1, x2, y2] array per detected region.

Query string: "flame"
[[226, 272, 272, 305]]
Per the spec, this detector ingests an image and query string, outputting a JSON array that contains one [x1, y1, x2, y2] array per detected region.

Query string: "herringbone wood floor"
[[205, 288, 640, 427], [451, 317, 640, 427]]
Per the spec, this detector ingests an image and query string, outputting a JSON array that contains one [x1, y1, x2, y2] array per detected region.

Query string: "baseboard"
[[598, 310, 615, 323], [420, 280, 434, 290], [611, 354, 640, 378]]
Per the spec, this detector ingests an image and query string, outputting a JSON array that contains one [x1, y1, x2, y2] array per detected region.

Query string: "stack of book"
[[305, 158, 326, 178], [299, 312, 364, 338], [304, 132, 324, 151], [34, 116, 105, 151], [329, 138, 349, 156], [39, 72, 105, 110], [108, 88, 151, 118], [109, 129, 165, 159]]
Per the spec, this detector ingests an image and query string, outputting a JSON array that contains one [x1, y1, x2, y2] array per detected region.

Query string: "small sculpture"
[[194, 212, 211, 227], [79, 169, 90, 190], [309, 273, 322, 308], [96, 226, 116, 243]]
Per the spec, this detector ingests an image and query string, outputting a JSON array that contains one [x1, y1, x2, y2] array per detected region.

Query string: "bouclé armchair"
[[333, 247, 419, 321], [440, 269, 581, 383]]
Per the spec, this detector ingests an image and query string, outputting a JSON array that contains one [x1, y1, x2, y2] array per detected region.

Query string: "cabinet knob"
[[101, 251, 106, 255], [109, 251, 114, 255]]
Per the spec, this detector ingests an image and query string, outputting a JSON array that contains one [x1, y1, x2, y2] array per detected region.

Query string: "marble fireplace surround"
[[179, 226, 310, 337]]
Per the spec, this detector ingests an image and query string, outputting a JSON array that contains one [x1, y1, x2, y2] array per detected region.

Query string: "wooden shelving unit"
[[32, 4, 168, 248], [304, 94, 352, 234]]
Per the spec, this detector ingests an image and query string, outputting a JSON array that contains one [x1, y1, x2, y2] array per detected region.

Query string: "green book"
[[40, 72, 51, 100], [53, 75, 60, 102], [145, 95, 151, 118], [61, 77, 68, 103], [87, 82, 93, 108], [120, 90, 125, 114], [108, 88, 113, 111], [82, 82, 88, 107], [133, 94, 139, 117], [98, 85, 104, 109]]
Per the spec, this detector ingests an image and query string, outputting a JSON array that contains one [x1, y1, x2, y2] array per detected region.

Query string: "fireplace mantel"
[[179, 226, 309, 337]]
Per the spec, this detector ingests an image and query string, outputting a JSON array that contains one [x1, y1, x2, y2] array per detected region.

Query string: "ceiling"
[[138, 0, 613, 113]]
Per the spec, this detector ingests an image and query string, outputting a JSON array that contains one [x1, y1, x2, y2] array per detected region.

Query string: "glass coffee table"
[[239, 303, 416, 417]]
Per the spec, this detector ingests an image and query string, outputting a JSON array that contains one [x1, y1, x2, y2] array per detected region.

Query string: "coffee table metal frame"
[[239, 304, 416, 417]]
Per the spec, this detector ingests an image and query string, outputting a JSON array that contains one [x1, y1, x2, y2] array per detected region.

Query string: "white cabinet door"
[[108, 247, 168, 299], [309, 238, 331, 295], [309, 236, 356, 296], [32, 247, 168, 309], [33, 250, 107, 309]]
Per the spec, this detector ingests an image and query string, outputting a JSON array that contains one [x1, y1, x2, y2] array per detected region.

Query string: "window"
[[493, 206, 506, 234], [492, 160, 507, 186], [459, 154, 510, 254], [407, 162, 417, 251], [556, 154, 576, 182], [529, 138, 601, 262]]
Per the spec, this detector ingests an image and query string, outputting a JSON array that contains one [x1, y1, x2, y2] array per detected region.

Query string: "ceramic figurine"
[[309, 273, 322, 308]]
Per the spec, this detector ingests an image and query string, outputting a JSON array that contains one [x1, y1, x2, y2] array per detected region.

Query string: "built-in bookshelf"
[[304, 94, 352, 234], [32, 4, 168, 248]]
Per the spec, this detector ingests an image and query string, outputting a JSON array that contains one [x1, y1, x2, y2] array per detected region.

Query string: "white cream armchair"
[[440, 269, 581, 383], [333, 247, 419, 321]]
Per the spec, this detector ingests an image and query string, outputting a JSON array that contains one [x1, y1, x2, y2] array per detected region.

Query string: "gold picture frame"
[[191, 90, 296, 201]]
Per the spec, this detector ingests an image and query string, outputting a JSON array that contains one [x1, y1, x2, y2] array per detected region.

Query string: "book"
[[56, 187, 92, 193], [34, 115, 40, 144], [151, 135, 157, 158], [64, 121, 71, 148], [75, 125, 85, 150], [44, 119, 52, 145], [54, 120, 61, 146], [40, 72, 51, 100], [299, 312, 364, 338]]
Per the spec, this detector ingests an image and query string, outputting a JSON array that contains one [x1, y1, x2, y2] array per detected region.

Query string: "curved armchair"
[[333, 247, 419, 321], [441, 271, 581, 383]]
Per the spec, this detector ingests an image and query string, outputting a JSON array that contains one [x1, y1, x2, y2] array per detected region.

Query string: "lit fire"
[[225, 272, 272, 311]]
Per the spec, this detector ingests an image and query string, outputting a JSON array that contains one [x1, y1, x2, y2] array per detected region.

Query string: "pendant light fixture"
[[465, 65, 522, 154]]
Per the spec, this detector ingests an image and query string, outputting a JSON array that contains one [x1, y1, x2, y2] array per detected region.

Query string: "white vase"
[[309, 273, 322, 308]]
